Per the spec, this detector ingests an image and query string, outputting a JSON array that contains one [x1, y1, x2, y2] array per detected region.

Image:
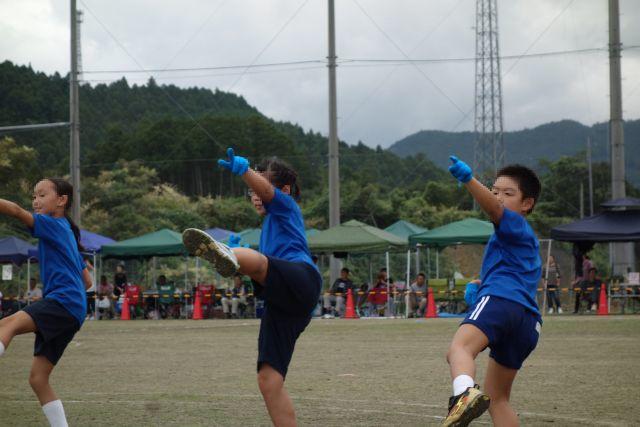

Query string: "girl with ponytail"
[[182, 148, 320, 426], [0, 178, 92, 427]]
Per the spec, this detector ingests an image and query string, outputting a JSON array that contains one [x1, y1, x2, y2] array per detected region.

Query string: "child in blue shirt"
[[182, 148, 321, 427], [0, 178, 92, 427], [442, 157, 542, 427]]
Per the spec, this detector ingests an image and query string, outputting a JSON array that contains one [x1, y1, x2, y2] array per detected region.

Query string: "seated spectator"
[[405, 273, 427, 317], [156, 275, 180, 319], [24, 278, 43, 304], [221, 273, 247, 318], [113, 264, 127, 300], [582, 267, 603, 312], [323, 267, 354, 317], [367, 272, 388, 316]]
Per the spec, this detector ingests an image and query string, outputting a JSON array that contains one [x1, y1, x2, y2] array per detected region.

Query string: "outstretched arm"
[[0, 199, 34, 228], [218, 148, 275, 203], [448, 156, 503, 224]]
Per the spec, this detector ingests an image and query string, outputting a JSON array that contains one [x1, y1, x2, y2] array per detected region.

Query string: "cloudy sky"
[[1, 0, 639, 147]]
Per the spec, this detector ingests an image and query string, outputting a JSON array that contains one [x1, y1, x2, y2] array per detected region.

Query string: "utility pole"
[[327, 0, 341, 283], [587, 137, 594, 216], [608, 0, 633, 274], [70, 0, 81, 224]]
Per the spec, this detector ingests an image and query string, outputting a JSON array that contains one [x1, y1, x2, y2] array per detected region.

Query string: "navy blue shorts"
[[461, 295, 541, 370], [255, 256, 322, 379], [22, 298, 80, 366]]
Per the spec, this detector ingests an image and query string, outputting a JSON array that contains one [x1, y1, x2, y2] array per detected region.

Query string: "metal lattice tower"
[[473, 0, 504, 180]]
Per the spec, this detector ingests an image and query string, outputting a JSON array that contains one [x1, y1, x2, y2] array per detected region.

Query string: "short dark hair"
[[233, 272, 243, 278], [417, 273, 426, 278], [341, 268, 350, 274], [256, 157, 301, 201], [588, 267, 597, 273], [496, 164, 541, 213]]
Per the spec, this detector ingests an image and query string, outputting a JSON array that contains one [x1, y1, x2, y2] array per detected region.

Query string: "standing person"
[[0, 178, 92, 427], [182, 148, 321, 427], [442, 157, 542, 427], [543, 255, 562, 314], [113, 264, 127, 298], [405, 273, 428, 317], [323, 267, 354, 317]]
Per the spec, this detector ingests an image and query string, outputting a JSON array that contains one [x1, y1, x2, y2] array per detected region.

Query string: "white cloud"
[[1, 0, 638, 147]]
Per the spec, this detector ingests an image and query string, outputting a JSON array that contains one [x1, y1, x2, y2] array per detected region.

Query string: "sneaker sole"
[[182, 228, 238, 277], [448, 394, 491, 427]]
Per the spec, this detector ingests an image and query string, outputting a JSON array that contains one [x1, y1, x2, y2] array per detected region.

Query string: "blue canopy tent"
[[204, 227, 234, 241], [0, 236, 36, 266]]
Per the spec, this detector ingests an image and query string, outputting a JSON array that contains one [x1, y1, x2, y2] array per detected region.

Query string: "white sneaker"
[[558, 308, 563, 314], [591, 304, 597, 311], [548, 308, 554, 314], [182, 228, 239, 277]]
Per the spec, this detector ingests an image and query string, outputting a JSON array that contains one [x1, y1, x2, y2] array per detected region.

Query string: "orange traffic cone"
[[597, 284, 609, 316], [425, 287, 437, 318], [192, 292, 203, 320], [344, 289, 359, 319], [120, 297, 130, 320]]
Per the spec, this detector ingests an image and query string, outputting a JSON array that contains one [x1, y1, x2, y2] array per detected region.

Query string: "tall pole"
[[327, 0, 341, 283], [587, 137, 594, 216], [608, 0, 633, 274], [70, 0, 81, 224]]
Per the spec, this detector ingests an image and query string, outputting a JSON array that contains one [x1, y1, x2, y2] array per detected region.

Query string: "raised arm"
[[0, 198, 34, 228], [218, 148, 275, 203], [448, 156, 503, 224]]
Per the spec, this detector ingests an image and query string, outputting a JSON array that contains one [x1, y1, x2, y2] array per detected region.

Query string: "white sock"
[[0, 341, 5, 356], [42, 400, 68, 427], [452, 374, 475, 396]]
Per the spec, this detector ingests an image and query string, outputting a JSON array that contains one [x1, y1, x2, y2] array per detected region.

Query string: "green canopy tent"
[[408, 218, 493, 278], [101, 229, 186, 258], [384, 220, 428, 298], [384, 220, 428, 241], [307, 220, 407, 253], [101, 229, 190, 292], [227, 228, 321, 249], [308, 220, 408, 315]]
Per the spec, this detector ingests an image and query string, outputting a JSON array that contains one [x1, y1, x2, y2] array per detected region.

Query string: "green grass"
[[1, 316, 639, 426]]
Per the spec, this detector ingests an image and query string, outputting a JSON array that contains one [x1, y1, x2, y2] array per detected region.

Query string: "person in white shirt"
[[25, 278, 43, 303], [405, 273, 427, 317]]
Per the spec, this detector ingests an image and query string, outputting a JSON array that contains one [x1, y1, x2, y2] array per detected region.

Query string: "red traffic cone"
[[192, 292, 203, 320], [597, 284, 609, 316], [120, 297, 130, 320], [344, 288, 359, 319], [425, 287, 437, 318]]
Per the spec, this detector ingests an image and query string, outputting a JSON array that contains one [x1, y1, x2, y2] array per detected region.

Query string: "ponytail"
[[46, 178, 85, 252], [255, 157, 302, 201]]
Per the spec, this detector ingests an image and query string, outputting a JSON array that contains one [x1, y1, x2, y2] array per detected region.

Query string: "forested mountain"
[[389, 119, 640, 186], [0, 60, 444, 198]]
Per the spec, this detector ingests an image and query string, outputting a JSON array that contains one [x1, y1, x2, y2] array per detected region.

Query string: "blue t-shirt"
[[30, 214, 87, 325], [478, 208, 541, 316], [259, 188, 317, 270]]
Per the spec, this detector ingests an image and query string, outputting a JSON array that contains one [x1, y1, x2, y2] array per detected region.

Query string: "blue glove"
[[448, 155, 473, 184], [227, 234, 249, 248], [228, 234, 242, 248], [218, 148, 249, 176], [464, 281, 479, 307]]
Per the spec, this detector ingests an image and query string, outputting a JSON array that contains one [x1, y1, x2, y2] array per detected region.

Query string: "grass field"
[[1, 315, 639, 426]]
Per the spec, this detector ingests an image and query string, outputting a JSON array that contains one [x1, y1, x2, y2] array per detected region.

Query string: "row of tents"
[[2, 197, 638, 264]]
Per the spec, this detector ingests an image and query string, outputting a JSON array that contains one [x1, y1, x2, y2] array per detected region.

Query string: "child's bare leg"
[[29, 356, 58, 405], [0, 311, 37, 350], [447, 324, 489, 380], [257, 364, 297, 427], [233, 248, 269, 285], [484, 358, 518, 427]]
